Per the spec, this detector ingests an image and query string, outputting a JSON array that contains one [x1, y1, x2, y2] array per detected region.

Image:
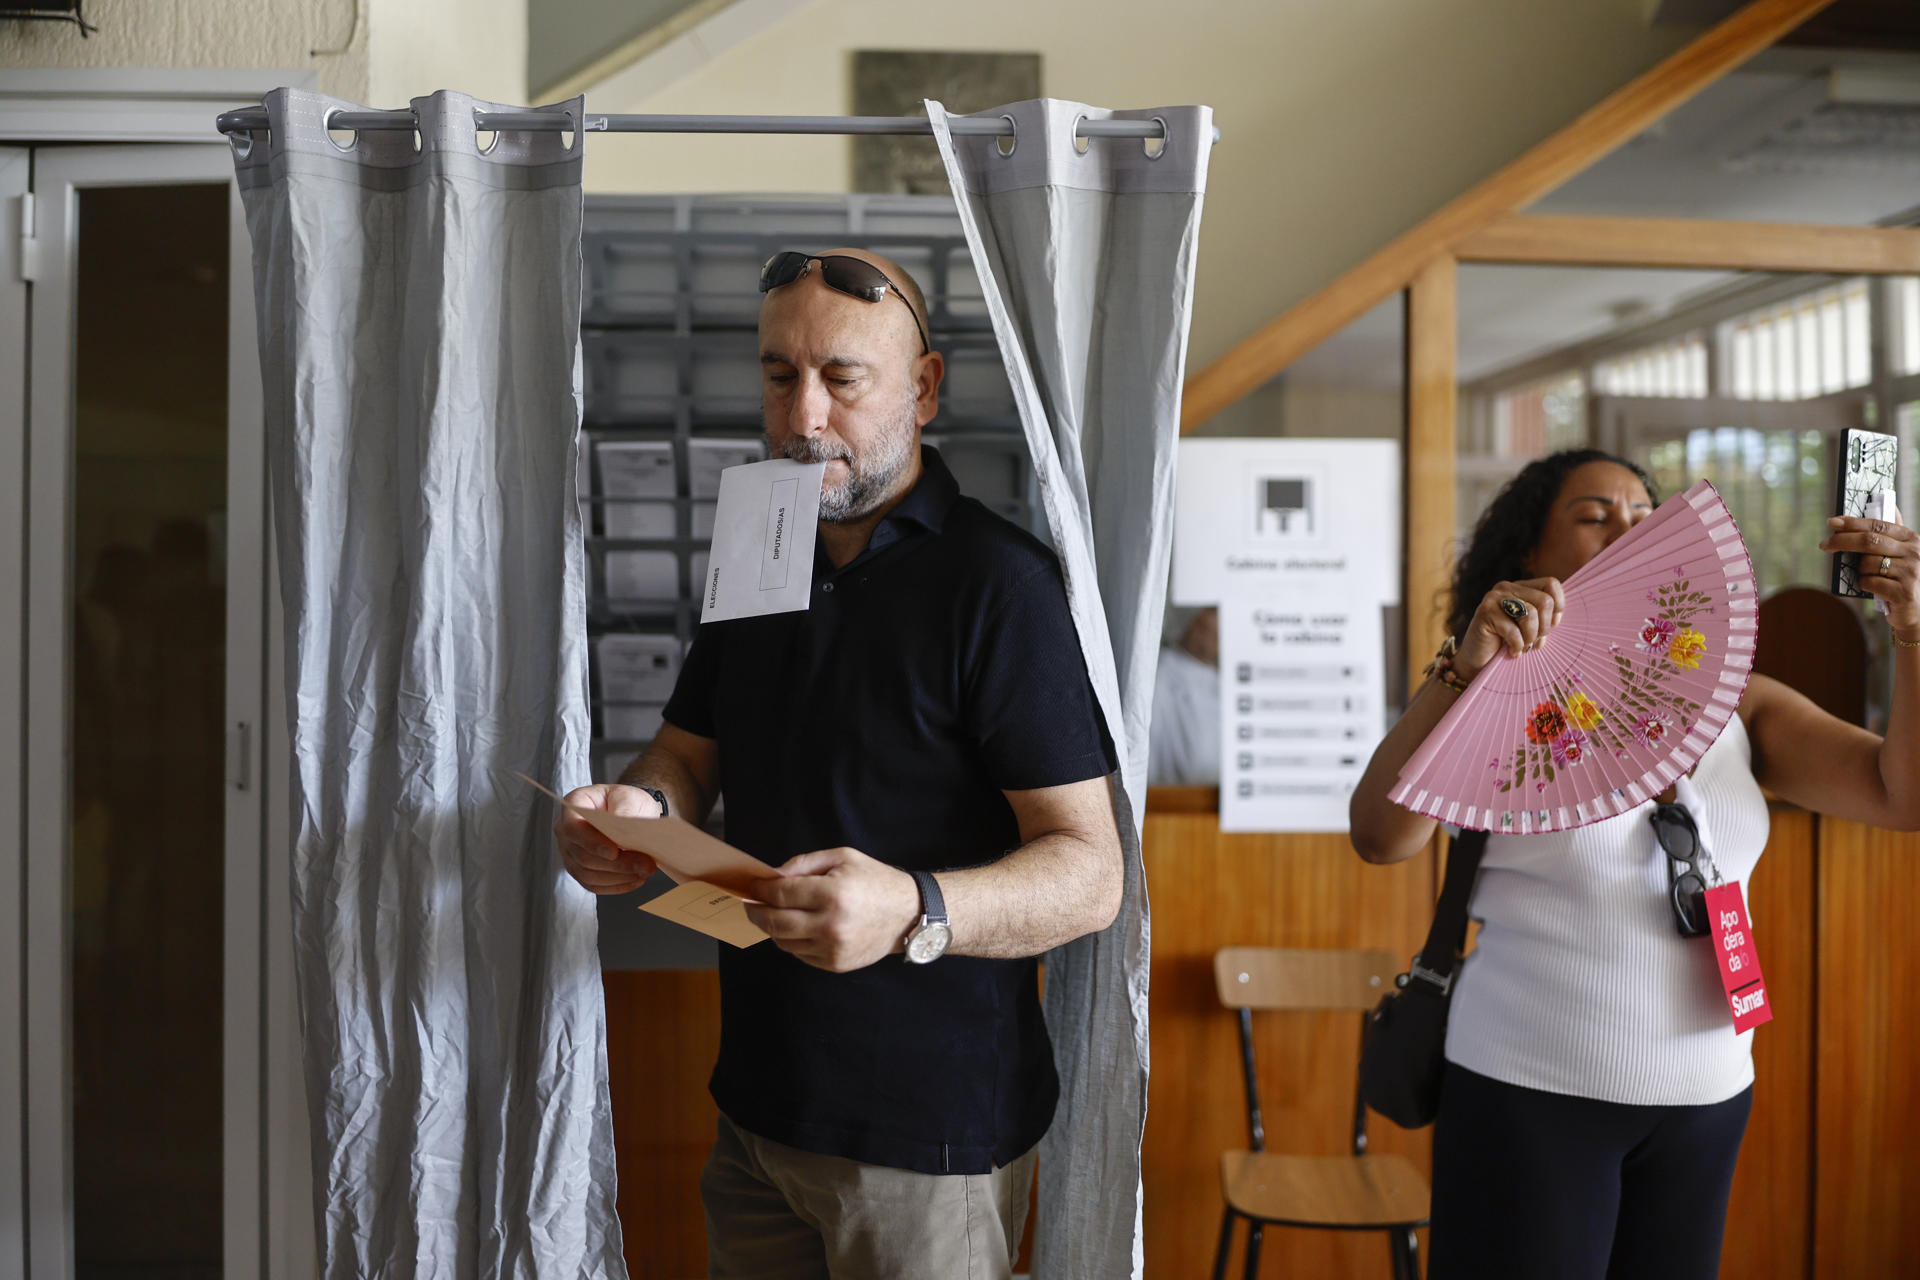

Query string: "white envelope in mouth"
[[699, 458, 826, 624]]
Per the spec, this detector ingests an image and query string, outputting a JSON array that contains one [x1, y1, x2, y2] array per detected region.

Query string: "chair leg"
[[1387, 1229, 1406, 1280], [1210, 1208, 1236, 1280], [1242, 1221, 1264, 1280], [1403, 1225, 1423, 1280]]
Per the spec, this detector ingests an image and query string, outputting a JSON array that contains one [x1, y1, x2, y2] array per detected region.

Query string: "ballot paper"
[[601, 703, 665, 742], [596, 440, 676, 498], [519, 772, 777, 898], [639, 880, 768, 948], [594, 632, 681, 702], [603, 500, 676, 540], [699, 458, 826, 624], [688, 438, 767, 499], [605, 549, 678, 601]]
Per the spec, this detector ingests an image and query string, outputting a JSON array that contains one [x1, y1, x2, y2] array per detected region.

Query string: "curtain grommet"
[[996, 115, 1017, 158], [1071, 113, 1091, 157], [322, 107, 356, 154], [1144, 116, 1169, 161]]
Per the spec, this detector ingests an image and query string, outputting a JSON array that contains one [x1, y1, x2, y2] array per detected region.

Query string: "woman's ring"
[[1500, 596, 1529, 622], [1883, 555, 1894, 577]]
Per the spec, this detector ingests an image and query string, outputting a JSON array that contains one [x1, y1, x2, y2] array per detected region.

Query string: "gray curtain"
[[231, 89, 625, 1279], [929, 98, 1213, 1278]]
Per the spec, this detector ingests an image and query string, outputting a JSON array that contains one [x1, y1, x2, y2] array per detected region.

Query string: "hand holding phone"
[[1830, 428, 1901, 599]]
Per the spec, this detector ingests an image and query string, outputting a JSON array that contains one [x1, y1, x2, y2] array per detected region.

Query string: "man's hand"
[[554, 784, 661, 895], [744, 847, 922, 973]]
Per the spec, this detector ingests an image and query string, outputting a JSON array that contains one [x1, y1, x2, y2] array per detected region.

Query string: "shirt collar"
[[816, 445, 961, 576], [883, 444, 959, 536]]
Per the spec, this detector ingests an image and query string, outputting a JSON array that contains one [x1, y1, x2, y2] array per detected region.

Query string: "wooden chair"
[[1754, 586, 1870, 727], [1211, 947, 1430, 1280]]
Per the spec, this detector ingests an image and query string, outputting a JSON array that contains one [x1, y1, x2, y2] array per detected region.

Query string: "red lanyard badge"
[[1704, 882, 1771, 1034]]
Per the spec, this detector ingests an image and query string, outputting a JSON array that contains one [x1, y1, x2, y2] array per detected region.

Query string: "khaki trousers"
[[701, 1114, 1036, 1280]]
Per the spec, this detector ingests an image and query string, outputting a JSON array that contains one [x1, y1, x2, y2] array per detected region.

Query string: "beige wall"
[[579, 0, 1700, 433], [0, 0, 371, 101], [367, 0, 528, 109], [0, 0, 532, 109], [1277, 380, 1405, 440]]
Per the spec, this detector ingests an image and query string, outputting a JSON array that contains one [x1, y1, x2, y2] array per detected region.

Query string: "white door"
[[1, 142, 30, 1280], [8, 142, 286, 1280]]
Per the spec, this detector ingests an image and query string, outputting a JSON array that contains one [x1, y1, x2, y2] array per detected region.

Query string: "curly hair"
[[1446, 449, 1658, 640]]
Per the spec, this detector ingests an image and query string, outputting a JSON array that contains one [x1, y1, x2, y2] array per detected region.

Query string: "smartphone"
[[1831, 427, 1900, 598]]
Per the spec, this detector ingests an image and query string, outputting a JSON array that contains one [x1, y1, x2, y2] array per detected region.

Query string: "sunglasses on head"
[[758, 251, 930, 355], [1649, 803, 1709, 938]]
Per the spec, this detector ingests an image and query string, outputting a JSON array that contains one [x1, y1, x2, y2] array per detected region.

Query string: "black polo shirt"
[[661, 446, 1116, 1175]]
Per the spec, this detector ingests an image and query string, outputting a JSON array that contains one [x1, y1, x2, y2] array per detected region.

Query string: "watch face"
[[905, 921, 951, 964]]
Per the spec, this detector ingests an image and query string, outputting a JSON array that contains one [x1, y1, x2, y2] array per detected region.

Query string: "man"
[[1148, 605, 1220, 786], [554, 248, 1123, 1279]]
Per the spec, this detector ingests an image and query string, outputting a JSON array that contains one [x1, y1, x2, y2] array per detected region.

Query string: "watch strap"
[[907, 868, 947, 925], [640, 786, 668, 819]]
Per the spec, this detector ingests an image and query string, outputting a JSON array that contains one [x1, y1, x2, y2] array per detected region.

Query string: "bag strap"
[[1404, 829, 1490, 996]]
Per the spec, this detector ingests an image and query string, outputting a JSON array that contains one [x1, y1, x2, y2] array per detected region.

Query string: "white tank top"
[[1444, 713, 1771, 1105]]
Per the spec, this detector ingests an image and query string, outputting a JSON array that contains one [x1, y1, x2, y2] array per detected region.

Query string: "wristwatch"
[[640, 786, 668, 818], [903, 869, 951, 964]]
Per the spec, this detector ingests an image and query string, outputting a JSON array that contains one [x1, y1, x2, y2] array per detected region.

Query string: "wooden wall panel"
[[597, 808, 1919, 1280], [1142, 815, 1438, 1277], [1814, 820, 1920, 1279], [1405, 259, 1458, 688], [605, 969, 722, 1280], [1721, 808, 1816, 1280]]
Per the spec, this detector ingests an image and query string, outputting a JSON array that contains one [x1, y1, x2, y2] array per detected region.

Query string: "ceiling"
[[1288, 48, 1920, 390], [528, 0, 709, 100]]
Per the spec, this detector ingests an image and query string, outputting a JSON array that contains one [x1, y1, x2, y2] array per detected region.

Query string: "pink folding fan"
[[1392, 480, 1756, 834]]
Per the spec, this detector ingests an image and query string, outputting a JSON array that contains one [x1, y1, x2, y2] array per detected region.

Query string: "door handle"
[[228, 720, 251, 791]]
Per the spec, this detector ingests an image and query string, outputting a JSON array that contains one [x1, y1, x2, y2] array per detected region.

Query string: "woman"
[[1350, 449, 1920, 1280]]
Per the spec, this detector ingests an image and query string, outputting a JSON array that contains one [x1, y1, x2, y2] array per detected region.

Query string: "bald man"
[[554, 250, 1123, 1278]]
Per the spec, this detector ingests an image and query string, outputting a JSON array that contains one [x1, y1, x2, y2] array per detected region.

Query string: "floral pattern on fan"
[[1391, 479, 1758, 836], [1491, 568, 1710, 795]]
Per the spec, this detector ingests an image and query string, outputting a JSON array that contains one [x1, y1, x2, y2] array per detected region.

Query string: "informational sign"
[[1172, 438, 1401, 607], [1219, 592, 1386, 833]]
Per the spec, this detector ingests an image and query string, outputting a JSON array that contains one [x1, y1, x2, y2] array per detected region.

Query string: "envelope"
[[518, 772, 777, 899], [639, 880, 769, 948]]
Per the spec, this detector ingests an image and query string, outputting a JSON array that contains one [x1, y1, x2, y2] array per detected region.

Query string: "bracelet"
[[1893, 625, 1920, 650], [1423, 636, 1472, 693]]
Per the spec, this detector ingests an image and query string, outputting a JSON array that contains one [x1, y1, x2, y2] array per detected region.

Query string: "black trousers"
[[1428, 1061, 1753, 1280]]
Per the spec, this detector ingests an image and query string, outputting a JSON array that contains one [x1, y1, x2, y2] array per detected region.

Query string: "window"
[[1644, 428, 1831, 593], [1891, 276, 1920, 378], [1490, 372, 1586, 456], [1718, 279, 1871, 400], [1593, 336, 1709, 398]]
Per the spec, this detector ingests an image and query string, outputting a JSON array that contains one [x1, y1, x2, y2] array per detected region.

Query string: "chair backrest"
[[1755, 586, 1869, 726], [1212, 946, 1396, 1155], [1214, 946, 1397, 1013]]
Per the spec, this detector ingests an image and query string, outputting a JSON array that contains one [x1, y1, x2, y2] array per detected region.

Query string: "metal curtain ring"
[[1500, 596, 1529, 622]]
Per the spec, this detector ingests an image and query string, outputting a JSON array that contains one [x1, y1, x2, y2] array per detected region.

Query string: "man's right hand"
[[555, 783, 662, 894]]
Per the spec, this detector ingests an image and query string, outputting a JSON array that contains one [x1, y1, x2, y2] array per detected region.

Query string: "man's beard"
[[770, 394, 918, 523]]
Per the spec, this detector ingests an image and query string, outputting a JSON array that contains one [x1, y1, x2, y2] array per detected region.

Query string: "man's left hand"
[[743, 847, 922, 972]]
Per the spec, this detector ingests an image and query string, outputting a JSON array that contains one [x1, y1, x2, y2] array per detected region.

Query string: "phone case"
[[1831, 427, 1900, 597]]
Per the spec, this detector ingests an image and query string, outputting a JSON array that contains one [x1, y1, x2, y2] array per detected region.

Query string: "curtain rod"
[[213, 108, 1220, 144]]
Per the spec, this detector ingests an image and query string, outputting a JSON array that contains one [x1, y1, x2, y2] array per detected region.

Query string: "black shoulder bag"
[[1359, 829, 1489, 1129]]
